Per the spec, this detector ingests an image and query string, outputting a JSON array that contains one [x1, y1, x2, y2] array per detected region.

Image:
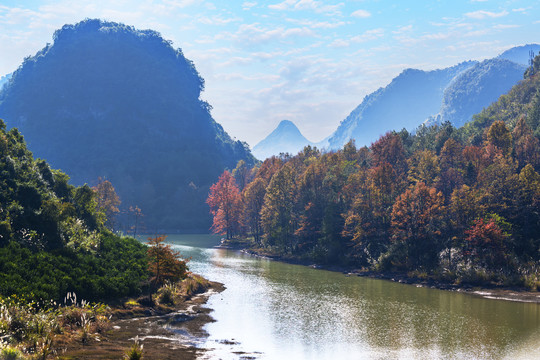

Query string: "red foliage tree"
[[465, 217, 510, 271], [207, 170, 243, 239]]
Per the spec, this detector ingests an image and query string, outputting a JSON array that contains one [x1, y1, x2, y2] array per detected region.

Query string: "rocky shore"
[[58, 280, 225, 359]]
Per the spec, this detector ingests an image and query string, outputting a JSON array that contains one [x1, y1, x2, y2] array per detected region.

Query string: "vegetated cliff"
[[0, 19, 256, 231]]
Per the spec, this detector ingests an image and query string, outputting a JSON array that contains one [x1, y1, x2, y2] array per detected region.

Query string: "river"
[[164, 234, 540, 360]]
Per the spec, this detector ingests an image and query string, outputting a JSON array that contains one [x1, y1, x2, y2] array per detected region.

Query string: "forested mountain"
[[252, 120, 314, 160], [0, 19, 255, 231], [429, 59, 526, 128], [208, 55, 540, 287], [326, 61, 475, 149], [326, 45, 539, 151]]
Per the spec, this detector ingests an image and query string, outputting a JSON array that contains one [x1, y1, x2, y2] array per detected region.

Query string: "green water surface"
[[163, 234, 540, 360]]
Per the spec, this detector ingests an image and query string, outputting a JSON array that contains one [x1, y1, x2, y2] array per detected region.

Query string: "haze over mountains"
[[252, 120, 314, 160], [0, 19, 255, 231], [255, 44, 538, 157]]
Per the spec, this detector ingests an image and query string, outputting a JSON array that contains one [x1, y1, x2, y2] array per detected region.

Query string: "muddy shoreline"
[[232, 247, 540, 304], [58, 280, 225, 359]]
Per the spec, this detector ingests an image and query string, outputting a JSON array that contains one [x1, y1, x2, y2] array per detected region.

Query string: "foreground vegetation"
[[0, 118, 200, 358], [209, 59, 540, 290]]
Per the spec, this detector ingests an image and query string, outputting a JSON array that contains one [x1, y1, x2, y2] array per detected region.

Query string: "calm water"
[[164, 234, 540, 360]]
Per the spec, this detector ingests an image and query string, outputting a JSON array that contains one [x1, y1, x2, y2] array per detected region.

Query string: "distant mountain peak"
[[252, 120, 313, 160], [497, 44, 540, 65]]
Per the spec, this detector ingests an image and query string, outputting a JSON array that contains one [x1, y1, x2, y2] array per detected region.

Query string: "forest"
[[0, 118, 154, 302], [208, 58, 540, 288]]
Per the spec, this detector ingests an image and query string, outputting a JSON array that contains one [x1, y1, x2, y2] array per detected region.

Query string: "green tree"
[[92, 177, 121, 231]]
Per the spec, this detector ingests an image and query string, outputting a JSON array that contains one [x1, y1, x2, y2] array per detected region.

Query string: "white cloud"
[[287, 18, 347, 29], [329, 39, 349, 48], [351, 28, 384, 43], [393, 24, 413, 34], [198, 15, 241, 25], [351, 9, 371, 18], [464, 10, 509, 19], [234, 23, 315, 47], [268, 0, 343, 15], [493, 24, 520, 29], [242, 1, 257, 10]]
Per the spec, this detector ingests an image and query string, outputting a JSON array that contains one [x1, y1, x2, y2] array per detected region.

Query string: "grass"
[[0, 294, 111, 359]]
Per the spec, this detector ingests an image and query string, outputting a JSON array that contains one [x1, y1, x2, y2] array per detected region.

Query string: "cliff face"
[[0, 19, 255, 231]]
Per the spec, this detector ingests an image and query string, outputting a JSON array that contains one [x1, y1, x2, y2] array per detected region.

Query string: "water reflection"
[[165, 235, 540, 360]]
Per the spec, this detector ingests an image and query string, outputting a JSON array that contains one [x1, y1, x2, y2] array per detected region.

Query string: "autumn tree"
[[487, 120, 513, 156], [147, 235, 189, 288], [371, 132, 408, 178], [261, 164, 296, 251], [207, 170, 243, 239], [391, 182, 445, 270], [407, 150, 440, 186], [343, 163, 396, 265], [242, 177, 267, 245], [465, 216, 511, 271], [92, 177, 121, 230], [512, 116, 540, 170]]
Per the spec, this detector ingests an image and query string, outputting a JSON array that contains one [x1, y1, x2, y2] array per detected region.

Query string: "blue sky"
[[0, 0, 539, 147]]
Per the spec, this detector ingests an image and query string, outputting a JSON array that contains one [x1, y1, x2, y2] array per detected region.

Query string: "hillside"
[[459, 53, 540, 144], [326, 61, 475, 149], [0, 19, 255, 231], [0, 119, 147, 301], [433, 59, 526, 128], [252, 120, 314, 160]]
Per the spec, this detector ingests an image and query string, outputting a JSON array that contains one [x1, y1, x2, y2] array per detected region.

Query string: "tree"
[[206, 171, 243, 239], [242, 177, 267, 245], [260, 164, 296, 251], [512, 116, 540, 170], [407, 150, 440, 186], [487, 120, 512, 156], [465, 216, 511, 271], [128, 205, 144, 238], [371, 132, 408, 177], [92, 177, 121, 231], [147, 235, 188, 288], [391, 182, 445, 269], [232, 160, 253, 191]]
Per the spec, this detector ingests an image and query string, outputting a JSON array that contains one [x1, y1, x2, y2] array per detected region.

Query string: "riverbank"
[[230, 244, 540, 304], [56, 276, 225, 359]]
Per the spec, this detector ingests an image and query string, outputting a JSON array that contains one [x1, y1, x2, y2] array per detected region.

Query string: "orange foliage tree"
[[391, 182, 445, 269], [147, 235, 189, 288], [206, 170, 243, 239]]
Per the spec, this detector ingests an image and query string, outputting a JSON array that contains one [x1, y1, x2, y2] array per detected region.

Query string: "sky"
[[0, 1, 539, 147]]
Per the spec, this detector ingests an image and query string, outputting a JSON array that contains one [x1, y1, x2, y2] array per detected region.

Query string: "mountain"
[[326, 61, 476, 149], [429, 58, 526, 128], [497, 44, 540, 65], [0, 19, 255, 232], [252, 120, 314, 159]]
